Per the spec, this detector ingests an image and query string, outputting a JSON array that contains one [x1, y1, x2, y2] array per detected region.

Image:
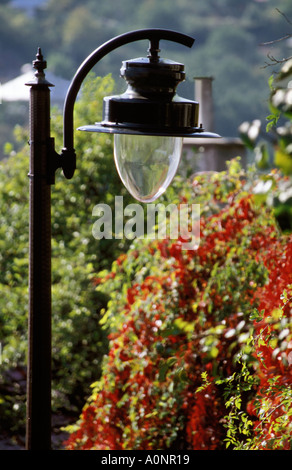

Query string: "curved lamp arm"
[[60, 28, 195, 179]]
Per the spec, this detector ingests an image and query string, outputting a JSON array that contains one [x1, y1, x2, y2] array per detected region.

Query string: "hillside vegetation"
[[1, 0, 292, 142]]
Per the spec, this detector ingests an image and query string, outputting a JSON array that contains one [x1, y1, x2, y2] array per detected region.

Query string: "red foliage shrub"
[[247, 239, 292, 449], [65, 167, 292, 450]]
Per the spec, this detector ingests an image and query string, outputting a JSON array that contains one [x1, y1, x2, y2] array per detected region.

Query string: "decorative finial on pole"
[[33, 47, 47, 73], [26, 48, 53, 86]]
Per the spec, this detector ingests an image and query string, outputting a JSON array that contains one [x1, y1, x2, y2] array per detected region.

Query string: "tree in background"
[[2, 0, 292, 143], [239, 49, 292, 232]]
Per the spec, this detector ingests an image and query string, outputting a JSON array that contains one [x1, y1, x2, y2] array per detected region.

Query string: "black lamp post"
[[25, 28, 219, 450]]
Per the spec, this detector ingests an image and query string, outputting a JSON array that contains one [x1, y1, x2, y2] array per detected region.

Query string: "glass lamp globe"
[[114, 134, 183, 202]]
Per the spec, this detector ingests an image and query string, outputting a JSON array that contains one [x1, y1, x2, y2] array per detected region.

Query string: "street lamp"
[[25, 28, 219, 450]]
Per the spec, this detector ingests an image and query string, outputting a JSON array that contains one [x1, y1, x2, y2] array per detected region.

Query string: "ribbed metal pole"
[[25, 49, 53, 450]]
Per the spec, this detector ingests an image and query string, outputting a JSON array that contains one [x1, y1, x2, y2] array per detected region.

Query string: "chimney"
[[194, 77, 214, 132]]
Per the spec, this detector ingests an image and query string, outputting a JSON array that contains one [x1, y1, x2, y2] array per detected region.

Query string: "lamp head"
[[78, 36, 220, 202]]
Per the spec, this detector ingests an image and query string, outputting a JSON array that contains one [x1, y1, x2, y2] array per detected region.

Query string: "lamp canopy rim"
[[78, 123, 220, 138]]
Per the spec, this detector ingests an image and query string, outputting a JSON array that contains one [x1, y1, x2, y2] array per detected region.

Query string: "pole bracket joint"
[[47, 139, 76, 184], [47, 137, 61, 184]]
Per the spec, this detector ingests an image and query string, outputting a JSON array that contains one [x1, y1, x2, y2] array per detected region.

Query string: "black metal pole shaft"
[[26, 50, 53, 450]]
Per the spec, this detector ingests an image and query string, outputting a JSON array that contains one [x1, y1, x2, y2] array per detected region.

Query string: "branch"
[[276, 7, 292, 27], [260, 9, 292, 68], [261, 53, 292, 69], [261, 34, 292, 46]]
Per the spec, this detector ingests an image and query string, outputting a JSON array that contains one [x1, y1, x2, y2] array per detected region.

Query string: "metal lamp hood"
[[78, 41, 219, 138]]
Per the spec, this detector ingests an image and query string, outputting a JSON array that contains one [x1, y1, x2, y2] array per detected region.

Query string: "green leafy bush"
[[239, 59, 292, 232]]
